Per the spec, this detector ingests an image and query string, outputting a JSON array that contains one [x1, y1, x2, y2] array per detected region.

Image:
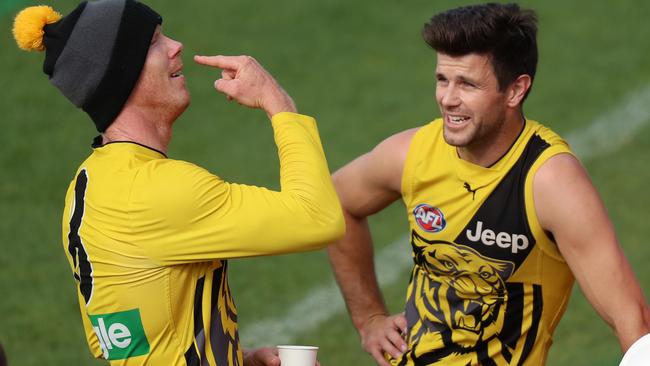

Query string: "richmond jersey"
[[396, 119, 575, 365], [61, 113, 343, 365]]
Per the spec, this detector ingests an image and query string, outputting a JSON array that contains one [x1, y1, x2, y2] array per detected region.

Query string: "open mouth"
[[447, 115, 470, 125], [170, 64, 184, 78], [453, 299, 483, 332]]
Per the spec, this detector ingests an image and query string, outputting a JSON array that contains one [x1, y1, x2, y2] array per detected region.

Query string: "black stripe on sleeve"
[[67, 169, 93, 304]]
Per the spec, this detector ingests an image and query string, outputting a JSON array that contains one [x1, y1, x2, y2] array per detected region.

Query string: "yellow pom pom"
[[13, 6, 62, 52]]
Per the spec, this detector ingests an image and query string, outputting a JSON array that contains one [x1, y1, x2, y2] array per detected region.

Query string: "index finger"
[[194, 55, 246, 70]]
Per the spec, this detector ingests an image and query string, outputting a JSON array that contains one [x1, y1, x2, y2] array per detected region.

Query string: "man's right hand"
[[194, 55, 297, 119], [359, 313, 408, 366]]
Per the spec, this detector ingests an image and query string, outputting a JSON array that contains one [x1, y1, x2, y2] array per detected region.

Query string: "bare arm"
[[534, 153, 650, 352], [327, 128, 418, 365]]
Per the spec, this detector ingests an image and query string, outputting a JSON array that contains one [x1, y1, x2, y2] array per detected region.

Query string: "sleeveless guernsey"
[[397, 119, 575, 365]]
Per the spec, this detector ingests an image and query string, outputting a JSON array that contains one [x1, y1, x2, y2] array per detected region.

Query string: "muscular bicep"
[[334, 128, 418, 218], [534, 153, 648, 345], [535, 154, 618, 255]]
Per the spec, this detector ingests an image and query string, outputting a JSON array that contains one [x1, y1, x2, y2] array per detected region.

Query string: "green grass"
[[1, 0, 649, 365]]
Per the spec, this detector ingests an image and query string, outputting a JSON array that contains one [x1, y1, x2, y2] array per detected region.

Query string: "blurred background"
[[1, 0, 649, 365]]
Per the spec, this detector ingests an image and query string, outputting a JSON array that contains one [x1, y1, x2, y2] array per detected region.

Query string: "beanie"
[[13, 0, 162, 132]]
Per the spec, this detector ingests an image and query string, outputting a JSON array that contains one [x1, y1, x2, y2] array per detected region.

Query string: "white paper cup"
[[620, 333, 650, 366], [277, 345, 318, 366]]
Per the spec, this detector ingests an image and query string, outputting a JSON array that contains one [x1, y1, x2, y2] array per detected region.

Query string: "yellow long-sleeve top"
[[61, 112, 344, 365]]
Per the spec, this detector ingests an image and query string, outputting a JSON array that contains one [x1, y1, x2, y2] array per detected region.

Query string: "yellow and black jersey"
[[61, 113, 343, 365], [396, 119, 575, 365]]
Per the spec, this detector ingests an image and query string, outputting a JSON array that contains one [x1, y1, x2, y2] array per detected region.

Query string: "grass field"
[[1, 0, 649, 365]]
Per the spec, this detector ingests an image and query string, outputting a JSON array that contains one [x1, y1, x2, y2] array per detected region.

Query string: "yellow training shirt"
[[396, 119, 575, 365], [61, 113, 344, 365]]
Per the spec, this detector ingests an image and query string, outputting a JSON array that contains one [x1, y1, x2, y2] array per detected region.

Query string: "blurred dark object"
[[0, 342, 6, 366]]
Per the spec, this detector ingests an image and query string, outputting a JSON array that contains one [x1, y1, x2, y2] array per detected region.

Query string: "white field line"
[[241, 84, 650, 347], [566, 84, 650, 159]]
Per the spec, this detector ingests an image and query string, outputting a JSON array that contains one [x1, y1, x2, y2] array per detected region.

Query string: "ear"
[[506, 74, 532, 108]]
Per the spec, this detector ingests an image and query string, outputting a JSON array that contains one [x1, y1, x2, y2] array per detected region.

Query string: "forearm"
[[605, 265, 650, 351], [567, 245, 650, 351], [271, 112, 345, 245], [328, 211, 388, 332], [615, 301, 650, 351]]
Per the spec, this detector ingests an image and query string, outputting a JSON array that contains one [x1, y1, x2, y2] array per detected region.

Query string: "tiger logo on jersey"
[[396, 231, 519, 365]]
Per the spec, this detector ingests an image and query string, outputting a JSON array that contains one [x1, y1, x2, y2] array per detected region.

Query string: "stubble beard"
[[443, 121, 479, 148]]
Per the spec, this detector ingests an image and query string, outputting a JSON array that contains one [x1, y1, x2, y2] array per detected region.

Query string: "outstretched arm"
[[534, 153, 650, 352], [135, 55, 344, 263], [328, 128, 417, 365]]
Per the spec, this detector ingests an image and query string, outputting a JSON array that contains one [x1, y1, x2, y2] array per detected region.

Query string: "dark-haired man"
[[328, 3, 650, 365], [14, 0, 343, 365]]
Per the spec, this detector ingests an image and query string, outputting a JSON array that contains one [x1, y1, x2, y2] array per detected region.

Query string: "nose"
[[438, 83, 461, 109], [168, 38, 183, 58]]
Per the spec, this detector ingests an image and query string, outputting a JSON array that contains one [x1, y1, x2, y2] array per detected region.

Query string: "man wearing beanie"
[[13, 1, 344, 365]]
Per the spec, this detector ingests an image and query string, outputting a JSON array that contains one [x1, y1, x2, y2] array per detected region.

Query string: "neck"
[[101, 108, 174, 154], [457, 110, 525, 167]]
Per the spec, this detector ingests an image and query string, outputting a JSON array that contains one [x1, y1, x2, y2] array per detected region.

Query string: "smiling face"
[[127, 25, 189, 122], [436, 53, 510, 149]]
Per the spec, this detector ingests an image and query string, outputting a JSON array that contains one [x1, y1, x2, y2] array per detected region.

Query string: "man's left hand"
[[243, 347, 280, 366], [243, 347, 322, 366]]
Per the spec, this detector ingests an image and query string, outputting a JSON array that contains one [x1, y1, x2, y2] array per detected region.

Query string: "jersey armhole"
[[401, 125, 428, 205], [524, 146, 575, 262]]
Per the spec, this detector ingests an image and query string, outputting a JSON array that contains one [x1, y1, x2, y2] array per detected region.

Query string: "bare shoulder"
[[365, 127, 421, 190], [371, 127, 421, 161], [333, 127, 421, 216], [533, 152, 603, 233], [533, 152, 590, 193]]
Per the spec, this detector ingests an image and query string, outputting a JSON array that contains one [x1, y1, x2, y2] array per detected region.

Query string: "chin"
[[443, 129, 471, 147], [178, 91, 191, 111], [169, 97, 191, 122]]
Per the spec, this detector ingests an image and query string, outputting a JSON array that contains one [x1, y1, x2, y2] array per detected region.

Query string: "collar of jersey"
[[452, 119, 530, 185], [91, 137, 167, 159]]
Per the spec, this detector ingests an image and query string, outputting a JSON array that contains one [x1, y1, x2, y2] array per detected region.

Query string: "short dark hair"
[[423, 3, 538, 97]]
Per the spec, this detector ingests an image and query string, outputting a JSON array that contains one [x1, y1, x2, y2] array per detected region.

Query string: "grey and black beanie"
[[13, 0, 162, 132]]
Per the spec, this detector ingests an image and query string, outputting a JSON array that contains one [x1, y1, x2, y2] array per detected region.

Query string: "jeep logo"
[[89, 309, 149, 360], [466, 221, 529, 254]]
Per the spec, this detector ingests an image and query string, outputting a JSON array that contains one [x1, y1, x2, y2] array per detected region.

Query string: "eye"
[[442, 260, 455, 270], [461, 80, 476, 89], [480, 271, 491, 279]]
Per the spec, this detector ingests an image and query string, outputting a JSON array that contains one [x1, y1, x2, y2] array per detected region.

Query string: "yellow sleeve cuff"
[[271, 112, 317, 127]]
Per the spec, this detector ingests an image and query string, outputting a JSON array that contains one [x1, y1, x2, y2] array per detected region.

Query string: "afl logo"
[[413, 204, 446, 233]]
